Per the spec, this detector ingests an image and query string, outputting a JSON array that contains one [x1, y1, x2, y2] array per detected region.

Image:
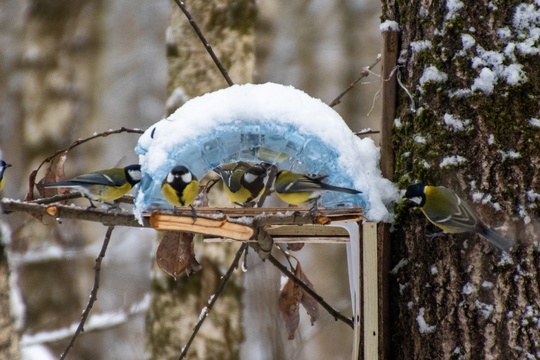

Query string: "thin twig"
[[173, 0, 234, 87], [179, 242, 248, 359], [329, 54, 382, 108], [266, 252, 354, 329], [25, 127, 144, 201], [353, 129, 381, 136], [255, 164, 279, 208], [31, 192, 83, 205], [60, 226, 115, 360]]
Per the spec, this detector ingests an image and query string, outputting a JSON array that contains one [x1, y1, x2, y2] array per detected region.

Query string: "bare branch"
[[179, 242, 248, 359], [173, 1, 234, 87], [2, 199, 147, 228], [353, 129, 381, 137], [60, 225, 115, 360], [329, 54, 382, 108], [25, 127, 144, 201]]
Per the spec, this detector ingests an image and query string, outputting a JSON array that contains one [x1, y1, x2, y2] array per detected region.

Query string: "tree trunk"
[[1, 0, 167, 358], [0, 217, 19, 360], [145, 1, 256, 359], [383, 0, 540, 358]]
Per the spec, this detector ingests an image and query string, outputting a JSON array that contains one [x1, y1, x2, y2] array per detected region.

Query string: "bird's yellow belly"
[[276, 191, 312, 205], [226, 187, 253, 204], [94, 183, 132, 202]]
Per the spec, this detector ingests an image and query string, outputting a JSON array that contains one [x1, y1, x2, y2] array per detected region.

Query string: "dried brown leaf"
[[295, 262, 319, 325], [278, 276, 302, 340], [37, 153, 68, 199], [286, 243, 304, 251], [156, 231, 202, 279]]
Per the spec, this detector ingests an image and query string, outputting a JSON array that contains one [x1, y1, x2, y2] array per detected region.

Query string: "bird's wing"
[[431, 196, 478, 232], [70, 172, 120, 187], [281, 176, 326, 193]]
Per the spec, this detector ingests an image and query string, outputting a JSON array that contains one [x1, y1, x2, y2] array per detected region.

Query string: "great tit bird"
[[274, 170, 362, 207], [0, 160, 12, 191], [404, 183, 512, 251], [161, 166, 200, 214], [42, 164, 142, 208], [214, 164, 268, 206]]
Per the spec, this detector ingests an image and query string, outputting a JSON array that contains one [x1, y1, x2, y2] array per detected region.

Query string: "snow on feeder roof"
[[134, 82, 397, 222]]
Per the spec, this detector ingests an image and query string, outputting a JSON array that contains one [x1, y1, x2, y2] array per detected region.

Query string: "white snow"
[[416, 307, 436, 334], [527, 190, 540, 202], [20, 294, 149, 347], [461, 282, 477, 295], [471, 68, 496, 94], [499, 150, 521, 161], [529, 118, 540, 127], [497, 27, 512, 40], [430, 265, 438, 275], [443, 113, 471, 132], [135, 83, 398, 222], [461, 34, 476, 50], [439, 155, 467, 168], [414, 135, 427, 144], [475, 300, 494, 319], [481, 281, 494, 289], [445, 0, 464, 21], [418, 66, 448, 91], [21, 345, 55, 360], [410, 40, 432, 54], [380, 20, 400, 32]]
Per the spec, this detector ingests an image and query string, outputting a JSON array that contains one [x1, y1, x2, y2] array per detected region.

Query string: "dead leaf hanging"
[[156, 231, 202, 279]]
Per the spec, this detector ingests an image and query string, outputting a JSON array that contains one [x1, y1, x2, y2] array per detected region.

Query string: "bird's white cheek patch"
[[244, 173, 257, 183], [130, 170, 142, 181], [167, 173, 175, 183], [409, 196, 422, 205], [181, 172, 192, 183]]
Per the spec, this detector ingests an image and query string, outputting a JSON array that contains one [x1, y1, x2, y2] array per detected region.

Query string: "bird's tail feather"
[[320, 183, 361, 195], [478, 225, 512, 252]]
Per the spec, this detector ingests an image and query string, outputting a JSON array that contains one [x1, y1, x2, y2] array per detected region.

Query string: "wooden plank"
[[265, 224, 349, 237], [362, 222, 378, 359], [143, 206, 363, 217], [204, 236, 349, 244], [379, 29, 398, 360], [150, 213, 254, 240]]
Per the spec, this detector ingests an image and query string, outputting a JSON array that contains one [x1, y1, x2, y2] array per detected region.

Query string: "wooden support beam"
[[379, 29, 399, 360], [362, 222, 378, 359]]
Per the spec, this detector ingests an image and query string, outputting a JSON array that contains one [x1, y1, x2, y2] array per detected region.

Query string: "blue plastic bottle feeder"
[[134, 83, 394, 222]]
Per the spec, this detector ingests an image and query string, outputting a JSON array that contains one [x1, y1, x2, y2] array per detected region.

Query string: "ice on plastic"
[[134, 82, 397, 222]]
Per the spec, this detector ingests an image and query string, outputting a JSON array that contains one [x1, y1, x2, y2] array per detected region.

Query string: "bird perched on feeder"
[[42, 164, 142, 208], [214, 164, 269, 206], [273, 170, 361, 210], [161, 165, 200, 218], [404, 183, 512, 252], [0, 160, 12, 192]]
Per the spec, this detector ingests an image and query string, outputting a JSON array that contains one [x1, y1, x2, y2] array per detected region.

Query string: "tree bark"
[[0, 217, 19, 360], [383, 0, 540, 358]]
